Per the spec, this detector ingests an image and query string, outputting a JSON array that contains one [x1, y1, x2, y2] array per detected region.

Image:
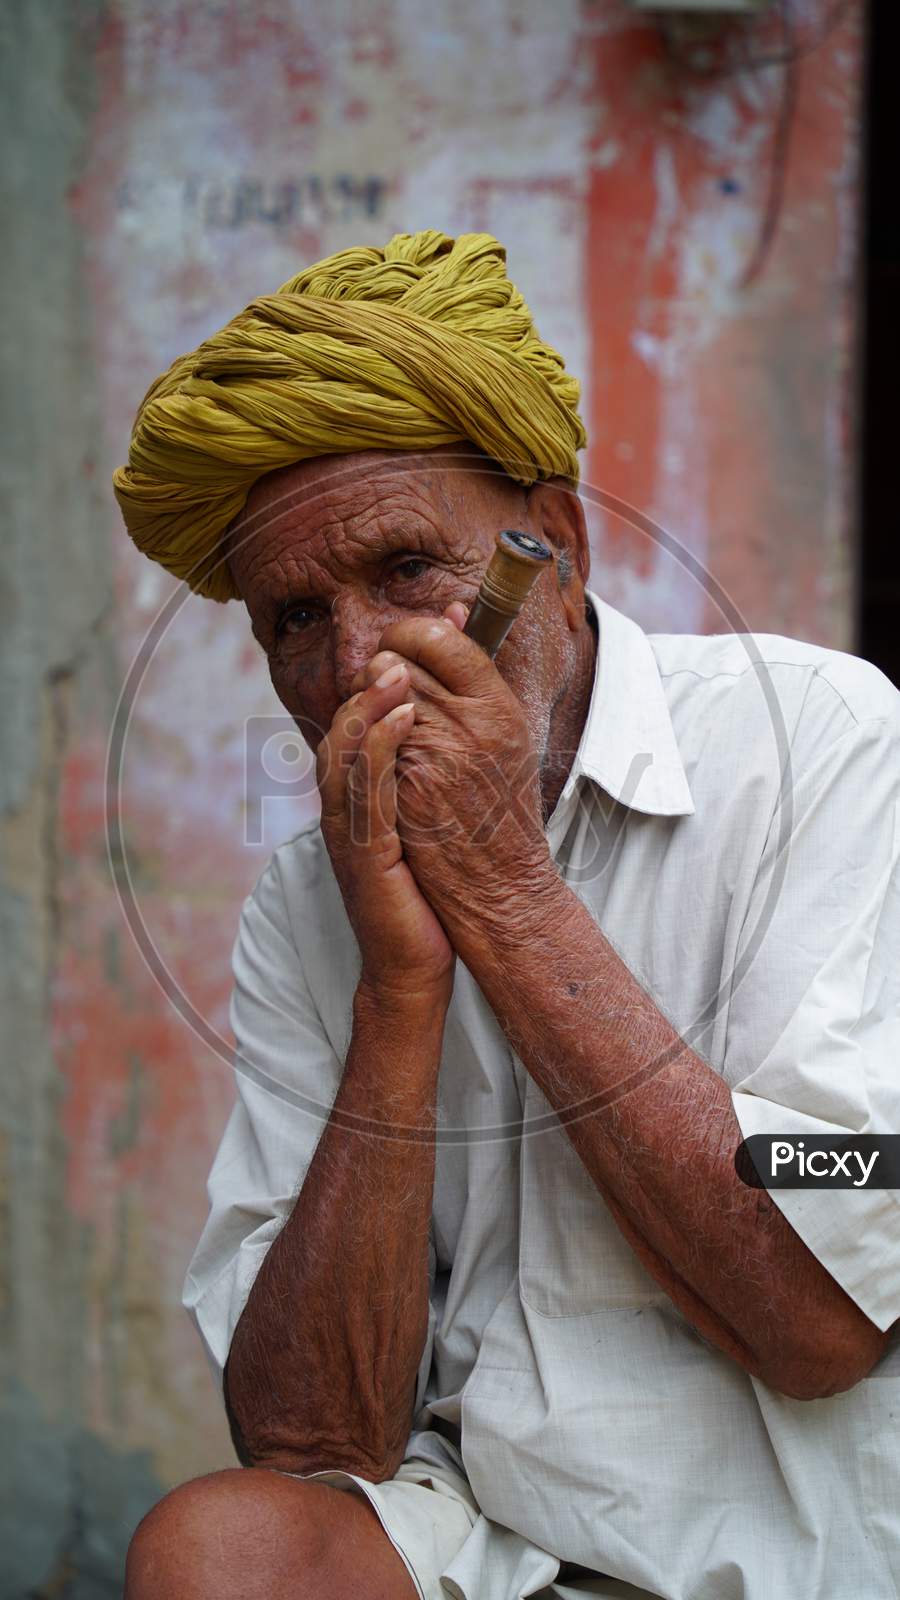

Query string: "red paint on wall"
[[51, 0, 864, 1482], [580, 5, 861, 627]]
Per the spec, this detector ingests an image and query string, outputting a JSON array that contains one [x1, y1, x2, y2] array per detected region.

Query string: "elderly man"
[[116, 232, 900, 1600]]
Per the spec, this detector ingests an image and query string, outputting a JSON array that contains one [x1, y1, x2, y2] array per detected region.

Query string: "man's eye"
[[279, 605, 322, 636], [389, 557, 431, 583]]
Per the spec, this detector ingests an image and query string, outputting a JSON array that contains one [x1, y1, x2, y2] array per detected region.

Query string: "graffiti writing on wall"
[[115, 173, 387, 228]]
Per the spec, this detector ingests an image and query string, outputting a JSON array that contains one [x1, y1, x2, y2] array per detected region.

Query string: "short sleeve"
[[181, 851, 343, 1382], [726, 706, 900, 1332], [182, 847, 439, 1411]]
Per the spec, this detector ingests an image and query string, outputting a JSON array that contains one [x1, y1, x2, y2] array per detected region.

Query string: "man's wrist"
[[354, 971, 453, 1033], [452, 855, 576, 971], [346, 975, 450, 1129]]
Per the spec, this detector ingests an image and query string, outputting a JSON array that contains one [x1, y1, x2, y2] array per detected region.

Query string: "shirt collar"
[[550, 590, 695, 826]]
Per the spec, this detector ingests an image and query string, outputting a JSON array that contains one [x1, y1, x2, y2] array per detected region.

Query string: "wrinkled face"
[[225, 443, 591, 782]]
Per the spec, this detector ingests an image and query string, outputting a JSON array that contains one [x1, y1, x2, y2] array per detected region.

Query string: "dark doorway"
[[858, 0, 899, 684]]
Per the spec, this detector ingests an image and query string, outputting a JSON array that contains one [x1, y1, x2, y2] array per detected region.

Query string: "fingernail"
[[376, 663, 406, 689], [385, 701, 415, 723]]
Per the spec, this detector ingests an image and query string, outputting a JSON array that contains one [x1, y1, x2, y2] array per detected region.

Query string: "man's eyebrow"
[[255, 512, 450, 631]]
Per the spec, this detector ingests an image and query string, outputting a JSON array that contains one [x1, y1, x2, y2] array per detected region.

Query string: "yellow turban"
[[112, 230, 586, 602]]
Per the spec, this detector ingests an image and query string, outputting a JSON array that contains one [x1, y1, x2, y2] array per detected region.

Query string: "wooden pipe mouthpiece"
[[462, 529, 554, 660]]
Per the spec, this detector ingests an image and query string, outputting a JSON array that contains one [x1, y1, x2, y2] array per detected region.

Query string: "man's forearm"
[[454, 870, 887, 1400], [223, 983, 445, 1479]]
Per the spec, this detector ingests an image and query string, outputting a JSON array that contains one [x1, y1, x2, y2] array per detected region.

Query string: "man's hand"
[[349, 613, 889, 1404], [317, 638, 456, 1005], [352, 610, 555, 960]]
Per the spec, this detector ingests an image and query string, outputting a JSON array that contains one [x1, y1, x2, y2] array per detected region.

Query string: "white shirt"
[[184, 592, 900, 1600]]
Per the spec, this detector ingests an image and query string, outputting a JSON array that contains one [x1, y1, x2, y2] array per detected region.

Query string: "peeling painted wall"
[[1, 0, 864, 1592]]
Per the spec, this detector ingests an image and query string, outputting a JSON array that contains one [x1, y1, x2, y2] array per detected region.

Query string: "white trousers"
[[289, 1455, 661, 1600]]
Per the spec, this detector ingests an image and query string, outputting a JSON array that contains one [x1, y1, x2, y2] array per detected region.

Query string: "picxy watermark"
[[736, 1135, 899, 1190]]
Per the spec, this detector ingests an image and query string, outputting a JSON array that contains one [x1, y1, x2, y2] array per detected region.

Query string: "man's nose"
[[330, 590, 396, 703]]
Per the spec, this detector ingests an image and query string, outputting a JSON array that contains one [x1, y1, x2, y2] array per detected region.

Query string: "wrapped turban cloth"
[[112, 229, 587, 602]]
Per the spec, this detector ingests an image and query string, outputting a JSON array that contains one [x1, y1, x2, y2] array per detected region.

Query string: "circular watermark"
[[106, 451, 793, 1145]]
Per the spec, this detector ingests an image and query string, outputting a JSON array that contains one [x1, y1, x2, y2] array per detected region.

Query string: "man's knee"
[[124, 1465, 417, 1600], [124, 1467, 329, 1599]]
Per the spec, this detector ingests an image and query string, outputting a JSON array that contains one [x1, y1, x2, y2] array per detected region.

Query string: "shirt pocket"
[[518, 1072, 666, 1315]]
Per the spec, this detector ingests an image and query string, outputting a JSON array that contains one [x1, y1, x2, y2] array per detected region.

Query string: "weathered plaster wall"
[[1, 0, 863, 1592]]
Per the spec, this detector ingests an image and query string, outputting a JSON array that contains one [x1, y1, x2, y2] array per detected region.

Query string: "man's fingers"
[[378, 614, 500, 699], [350, 651, 405, 697], [348, 604, 469, 697], [318, 668, 410, 817], [443, 600, 468, 631], [345, 702, 415, 850]]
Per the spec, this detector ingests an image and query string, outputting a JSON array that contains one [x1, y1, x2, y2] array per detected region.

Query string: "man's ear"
[[220, 515, 245, 603], [528, 479, 591, 630]]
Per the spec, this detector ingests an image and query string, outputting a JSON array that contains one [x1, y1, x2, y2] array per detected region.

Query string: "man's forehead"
[[225, 445, 512, 597], [247, 443, 489, 509], [228, 445, 515, 553]]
